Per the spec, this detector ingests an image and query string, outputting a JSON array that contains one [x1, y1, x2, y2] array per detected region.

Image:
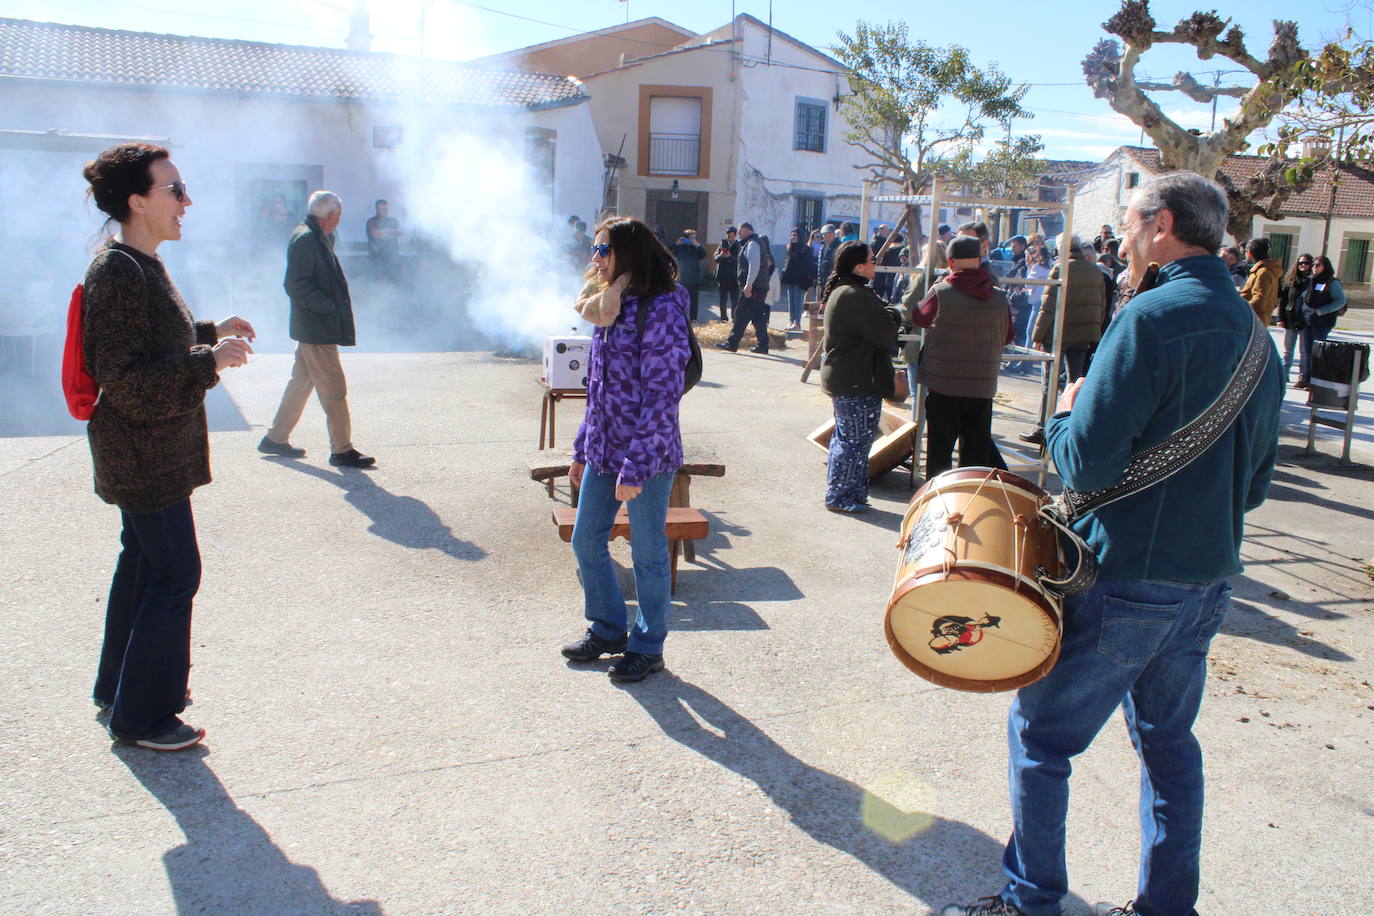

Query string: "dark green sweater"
[[1045, 255, 1283, 582], [820, 281, 899, 398]]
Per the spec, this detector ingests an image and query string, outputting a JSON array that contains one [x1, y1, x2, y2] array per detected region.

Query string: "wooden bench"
[[529, 447, 725, 563], [551, 507, 709, 594]]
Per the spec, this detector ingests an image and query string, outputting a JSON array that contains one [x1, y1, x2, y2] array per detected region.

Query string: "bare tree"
[[833, 21, 1034, 192], [1081, 0, 1313, 239]]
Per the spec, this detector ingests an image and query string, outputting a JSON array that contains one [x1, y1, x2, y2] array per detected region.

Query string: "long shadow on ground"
[[624, 675, 1092, 913], [272, 458, 485, 561], [117, 746, 383, 915]]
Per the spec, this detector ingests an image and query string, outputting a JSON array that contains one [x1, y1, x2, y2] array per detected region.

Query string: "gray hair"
[[1059, 233, 1088, 259], [307, 190, 342, 218], [1131, 171, 1228, 252]]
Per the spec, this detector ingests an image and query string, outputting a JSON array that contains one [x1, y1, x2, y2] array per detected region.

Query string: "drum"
[[885, 468, 1065, 692]]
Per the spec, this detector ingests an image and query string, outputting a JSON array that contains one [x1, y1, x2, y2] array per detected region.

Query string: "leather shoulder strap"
[[1057, 314, 1272, 521]]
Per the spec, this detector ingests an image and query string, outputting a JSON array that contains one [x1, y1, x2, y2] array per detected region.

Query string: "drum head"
[[886, 572, 1060, 692]]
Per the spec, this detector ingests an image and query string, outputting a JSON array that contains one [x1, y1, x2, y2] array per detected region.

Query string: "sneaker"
[[715, 342, 737, 352], [561, 629, 627, 662], [1094, 904, 1138, 916], [258, 434, 305, 458], [329, 448, 376, 468], [940, 897, 1027, 916], [608, 651, 664, 683], [1018, 428, 1045, 445], [123, 723, 206, 752], [825, 502, 870, 514]]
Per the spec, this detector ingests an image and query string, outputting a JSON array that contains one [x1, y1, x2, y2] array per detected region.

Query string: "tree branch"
[[1136, 72, 1250, 103]]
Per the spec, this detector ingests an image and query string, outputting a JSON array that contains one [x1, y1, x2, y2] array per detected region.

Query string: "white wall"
[[733, 22, 900, 246], [528, 102, 605, 226], [2, 82, 600, 255]]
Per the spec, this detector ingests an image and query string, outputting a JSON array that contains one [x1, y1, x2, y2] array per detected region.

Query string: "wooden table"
[[551, 507, 709, 593], [537, 380, 588, 450], [528, 446, 725, 561]]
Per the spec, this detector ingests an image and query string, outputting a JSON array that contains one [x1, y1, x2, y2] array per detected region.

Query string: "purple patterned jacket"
[[573, 285, 691, 487]]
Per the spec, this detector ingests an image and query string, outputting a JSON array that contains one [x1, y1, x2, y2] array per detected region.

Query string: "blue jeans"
[[1281, 326, 1299, 380], [826, 395, 881, 509], [571, 467, 675, 654], [95, 499, 201, 739], [1298, 323, 1332, 383], [1001, 578, 1233, 916], [1024, 303, 1041, 349], [783, 284, 807, 324]]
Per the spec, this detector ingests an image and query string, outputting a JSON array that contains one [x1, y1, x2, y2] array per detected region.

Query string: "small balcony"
[[648, 132, 701, 176]]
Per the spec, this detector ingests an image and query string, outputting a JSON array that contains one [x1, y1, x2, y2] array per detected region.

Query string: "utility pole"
[[1321, 124, 1345, 259], [1210, 71, 1221, 131]]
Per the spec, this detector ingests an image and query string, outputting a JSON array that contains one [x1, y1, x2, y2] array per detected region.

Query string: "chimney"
[[347, 0, 372, 52]]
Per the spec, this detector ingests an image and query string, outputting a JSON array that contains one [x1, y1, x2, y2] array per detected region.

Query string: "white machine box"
[[542, 335, 592, 389]]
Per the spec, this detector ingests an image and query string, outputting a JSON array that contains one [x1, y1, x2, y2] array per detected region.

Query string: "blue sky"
[[6, 0, 1367, 162]]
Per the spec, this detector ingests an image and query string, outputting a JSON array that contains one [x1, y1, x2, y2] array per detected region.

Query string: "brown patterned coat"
[[81, 241, 219, 513]]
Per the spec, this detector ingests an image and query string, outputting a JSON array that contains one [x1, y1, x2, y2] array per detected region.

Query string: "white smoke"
[[382, 118, 586, 354]]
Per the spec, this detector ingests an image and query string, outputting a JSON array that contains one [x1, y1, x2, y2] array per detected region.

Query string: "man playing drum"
[[942, 172, 1283, 916]]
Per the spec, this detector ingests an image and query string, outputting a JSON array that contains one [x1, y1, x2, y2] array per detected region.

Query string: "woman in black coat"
[[819, 241, 901, 513], [1276, 253, 1312, 384], [780, 226, 817, 330]]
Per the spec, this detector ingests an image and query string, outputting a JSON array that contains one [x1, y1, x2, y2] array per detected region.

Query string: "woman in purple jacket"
[[561, 217, 692, 683]]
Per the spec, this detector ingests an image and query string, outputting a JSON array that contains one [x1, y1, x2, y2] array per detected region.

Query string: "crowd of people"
[[816, 172, 1285, 916], [69, 136, 1332, 916]]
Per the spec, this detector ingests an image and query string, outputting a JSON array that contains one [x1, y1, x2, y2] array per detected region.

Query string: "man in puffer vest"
[[911, 235, 1013, 478]]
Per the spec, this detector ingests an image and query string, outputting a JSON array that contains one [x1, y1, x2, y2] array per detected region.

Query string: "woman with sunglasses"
[[1294, 255, 1348, 390], [561, 217, 692, 683], [1277, 253, 1313, 383], [81, 143, 255, 750], [819, 240, 901, 513]]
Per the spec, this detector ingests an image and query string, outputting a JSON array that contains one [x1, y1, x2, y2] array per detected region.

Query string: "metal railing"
[[648, 132, 700, 175]]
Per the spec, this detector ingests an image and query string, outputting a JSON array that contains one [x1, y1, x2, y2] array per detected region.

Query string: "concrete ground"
[[1, 297, 1371, 915]]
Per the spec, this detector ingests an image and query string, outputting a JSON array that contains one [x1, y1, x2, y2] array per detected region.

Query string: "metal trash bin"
[[1309, 340, 1370, 409]]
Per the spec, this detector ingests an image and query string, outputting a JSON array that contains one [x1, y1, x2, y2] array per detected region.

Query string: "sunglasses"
[[591, 243, 611, 258], [152, 181, 188, 203], [1297, 260, 1312, 266]]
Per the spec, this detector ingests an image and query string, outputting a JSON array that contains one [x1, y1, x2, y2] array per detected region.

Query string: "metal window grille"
[[794, 197, 823, 235], [795, 103, 825, 152], [648, 133, 700, 175]]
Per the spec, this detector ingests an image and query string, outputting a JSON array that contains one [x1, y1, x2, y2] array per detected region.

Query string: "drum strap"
[[1056, 314, 1273, 522]]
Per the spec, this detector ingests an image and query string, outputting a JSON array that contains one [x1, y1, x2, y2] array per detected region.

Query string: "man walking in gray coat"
[[258, 191, 375, 468]]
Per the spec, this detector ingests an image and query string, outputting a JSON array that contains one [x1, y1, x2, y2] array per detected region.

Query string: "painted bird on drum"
[[928, 614, 1003, 654]]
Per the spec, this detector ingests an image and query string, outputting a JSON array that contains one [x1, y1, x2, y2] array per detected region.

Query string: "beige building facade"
[[480, 16, 903, 260]]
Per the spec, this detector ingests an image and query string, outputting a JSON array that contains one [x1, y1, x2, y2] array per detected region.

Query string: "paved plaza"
[[2, 310, 1372, 914]]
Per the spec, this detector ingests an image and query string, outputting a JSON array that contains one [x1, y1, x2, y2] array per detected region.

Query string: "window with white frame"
[[1340, 233, 1372, 285]]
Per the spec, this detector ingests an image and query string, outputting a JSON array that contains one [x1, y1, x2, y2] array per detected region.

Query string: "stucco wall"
[[733, 21, 901, 245], [580, 44, 737, 236], [1, 82, 600, 253]]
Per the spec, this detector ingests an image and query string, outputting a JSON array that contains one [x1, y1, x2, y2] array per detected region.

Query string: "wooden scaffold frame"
[[803, 177, 1078, 488]]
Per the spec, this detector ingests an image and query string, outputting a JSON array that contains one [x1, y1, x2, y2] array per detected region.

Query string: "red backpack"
[[62, 249, 141, 420], [61, 283, 98, 420]]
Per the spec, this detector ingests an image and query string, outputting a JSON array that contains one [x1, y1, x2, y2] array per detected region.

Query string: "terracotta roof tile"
[[1118, 146, 1374, 219], [0, 17, 587, 110]]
